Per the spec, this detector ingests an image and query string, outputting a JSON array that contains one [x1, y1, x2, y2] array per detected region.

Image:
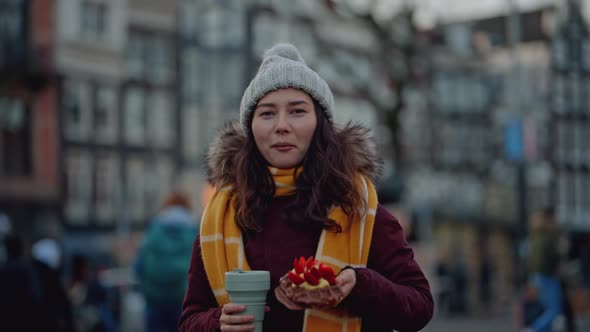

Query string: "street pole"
[[507, 0, 529, 286]]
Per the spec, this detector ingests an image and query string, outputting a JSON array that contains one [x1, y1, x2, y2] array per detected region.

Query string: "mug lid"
[[225, 269, 270, 284]]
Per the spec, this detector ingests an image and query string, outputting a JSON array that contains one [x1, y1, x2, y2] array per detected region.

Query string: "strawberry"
[[293, 258, 304, 274], [299, 256, 307, 271], [288, 271, 305, 285], [318, 263, 335, 279], [318, 264, 336, 285], [309, 266, 321, 279], [326, 275, 336, 286], [305, 256, 315, 270], [304, 270, 320, 285]]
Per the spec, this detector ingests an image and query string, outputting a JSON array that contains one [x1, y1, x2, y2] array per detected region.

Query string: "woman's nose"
[[275, 112, 290, 133]]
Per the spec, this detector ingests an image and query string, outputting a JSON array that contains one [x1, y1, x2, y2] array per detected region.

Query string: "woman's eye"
[[259, 111, 274, 117], [292, 109, 306, 114]]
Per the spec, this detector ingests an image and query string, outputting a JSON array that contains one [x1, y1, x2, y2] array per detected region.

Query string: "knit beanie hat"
[[239, 43, 334, 133]]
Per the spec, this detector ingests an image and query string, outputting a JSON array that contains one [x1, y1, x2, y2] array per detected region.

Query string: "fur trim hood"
[[205, 122, 383, 187]]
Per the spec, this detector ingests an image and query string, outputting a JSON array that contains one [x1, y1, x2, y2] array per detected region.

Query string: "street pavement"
[[422, 313, 514, 332], [422, 311, 590, 332]]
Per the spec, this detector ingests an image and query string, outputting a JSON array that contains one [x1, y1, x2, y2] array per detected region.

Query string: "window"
[[0, 97, 31, 176], [181, 104, 200, 161], [128, 32, 174, 85], [574, 173, 584, 224], [445, 24, 472, 57], [81, 1, 108, 41], [555, 120, 569, 162], [181, 47, 201, 101], [180, 0, 198, 37], [147, 37, 173, 85], [222, 7, 246, 48], [584, 124, 590, 165], [95, 153, 119, 224], [126, 33, 144, 80], [200, 56, 222, 109], [200, 6, 224, 48], [148, 91, 174, 148], [570, 73, 582, 112], [0, 0, 26, 66], [552, 39, 567, 71], [574, 123, 584, 166], [95, 84, 118, 144], [124, 87, 145, 145], [553, 74, 566, 113], [220, 54, 243, 106], [143, 159, 173, 218], [126, 157, 146, 223], [65, 150, 92, 224], [584, 174, 590, 223], [63, 79, 92, 141], [253, 14, 288, 57]]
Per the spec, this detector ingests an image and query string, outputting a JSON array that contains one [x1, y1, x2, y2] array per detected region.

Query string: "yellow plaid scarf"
[[200, 167, 378, 332]]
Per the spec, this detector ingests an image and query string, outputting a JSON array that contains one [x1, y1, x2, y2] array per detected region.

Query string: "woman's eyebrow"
[[256, 100, 308, 109], [288, 100, 308, 106], [255, 102, 275, 109]]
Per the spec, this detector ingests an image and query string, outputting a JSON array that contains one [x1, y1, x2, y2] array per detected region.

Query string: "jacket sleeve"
[[339, 205, 434, 332], [178, 236, 222, 332]]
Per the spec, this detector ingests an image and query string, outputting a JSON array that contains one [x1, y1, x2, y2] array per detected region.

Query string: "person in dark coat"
[[0, 234, 44, 332], [31, 238, 76, 332], [179, 43, 434, 332]]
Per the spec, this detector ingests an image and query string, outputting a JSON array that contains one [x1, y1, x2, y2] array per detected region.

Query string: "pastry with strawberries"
[[275, 256, 344, 308], [288, 256, 336, 289]]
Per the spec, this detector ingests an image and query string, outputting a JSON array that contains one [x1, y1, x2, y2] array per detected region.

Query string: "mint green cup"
[[225, 269, 270, 332]]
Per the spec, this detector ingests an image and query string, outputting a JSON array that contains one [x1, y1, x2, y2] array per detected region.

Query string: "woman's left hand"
[[335, 268, 357, 300], [275, 275, 305, 310]]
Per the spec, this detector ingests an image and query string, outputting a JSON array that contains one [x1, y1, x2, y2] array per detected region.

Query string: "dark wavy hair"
[[233, 101, 364, 233]]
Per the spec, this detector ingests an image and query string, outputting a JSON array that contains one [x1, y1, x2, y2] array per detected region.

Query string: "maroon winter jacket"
[[179, 195, 433, 332]]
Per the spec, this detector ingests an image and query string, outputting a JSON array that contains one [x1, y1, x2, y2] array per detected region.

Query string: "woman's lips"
[[273, 144, 294, 152]]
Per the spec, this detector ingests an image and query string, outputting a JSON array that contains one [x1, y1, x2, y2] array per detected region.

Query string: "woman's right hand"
[[219, 304, 255, 331]]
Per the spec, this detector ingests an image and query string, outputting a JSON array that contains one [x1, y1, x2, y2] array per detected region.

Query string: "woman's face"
[[252, 88, 317, 169]]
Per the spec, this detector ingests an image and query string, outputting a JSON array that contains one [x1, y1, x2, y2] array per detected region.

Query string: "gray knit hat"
[[239, 43, 334, 133]]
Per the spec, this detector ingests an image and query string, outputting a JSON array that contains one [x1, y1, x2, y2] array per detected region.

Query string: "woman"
[[179, 43, 433, 332]]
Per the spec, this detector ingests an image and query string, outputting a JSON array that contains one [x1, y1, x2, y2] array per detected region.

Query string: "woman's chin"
[[269, 159, 301, 169]]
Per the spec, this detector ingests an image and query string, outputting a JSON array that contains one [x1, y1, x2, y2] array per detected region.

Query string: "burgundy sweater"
[[179, 196, 433, 331]]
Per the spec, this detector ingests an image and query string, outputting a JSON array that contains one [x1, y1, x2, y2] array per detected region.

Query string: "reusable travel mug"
[[225, 269, 270, 332]]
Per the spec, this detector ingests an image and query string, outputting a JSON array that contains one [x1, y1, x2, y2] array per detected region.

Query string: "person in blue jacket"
[[135, 192, 199, 332]]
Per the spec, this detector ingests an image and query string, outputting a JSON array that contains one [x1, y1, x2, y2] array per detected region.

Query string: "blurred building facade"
[[550, 0, 590, 232], [0, 0, 60, 250], [54, 0, 181, 264], [401, 0, 590, 315]]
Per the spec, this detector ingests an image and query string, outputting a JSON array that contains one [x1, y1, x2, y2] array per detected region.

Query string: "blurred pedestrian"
[[449, 248, 469, 316], [0, 213, 12, 264], [179, 43, 433, 332], [0, 233, 43, 332], [522, 207, 565, 332], [478, 239, 494, 315], [68, 254, 118, 332], [434, 250, 452, 316], [135, 191, 198, 332], [31, 238, 75, 332]]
